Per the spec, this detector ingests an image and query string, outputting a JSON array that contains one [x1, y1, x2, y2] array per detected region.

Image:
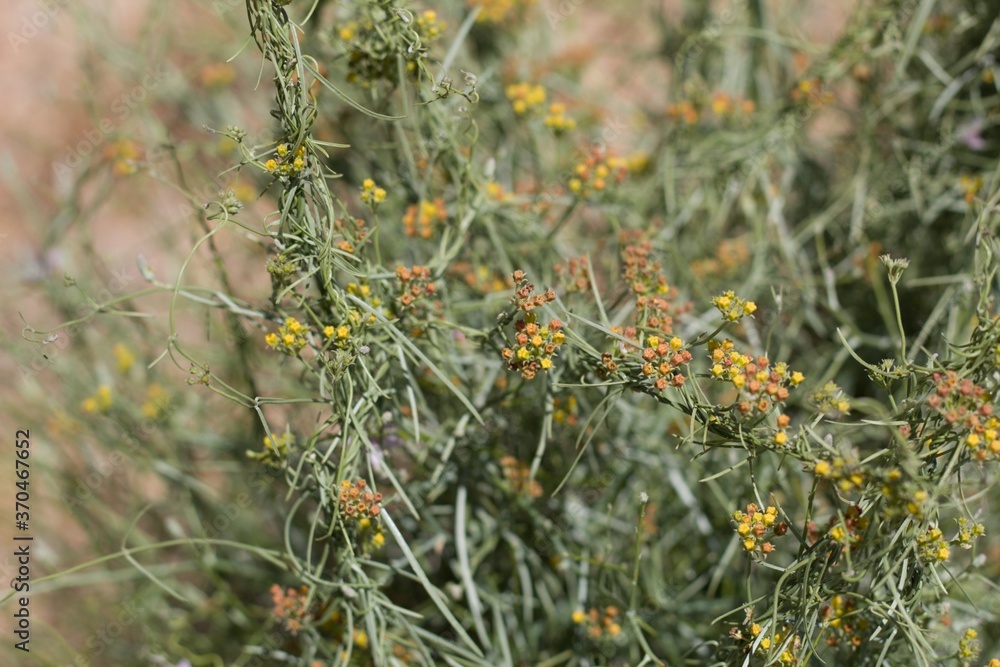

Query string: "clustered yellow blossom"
[[827, 503, 868, 546], [820, 595, 869, 648], [732, 503, 787, 557], [711, 290, 757, 322], [959, 174, 982, 203], [114, 343, 135, 374], [572, 606, 621, 640], [484, 181, 513, 203], [554, 256, 592, 293], [955, 516, 986, 549], [958, 629, 981, 661], [266, 317, 309, 355], [470, 0, 536, 23], [499, 456, 542, 498], [916, 525, 951, 564], [81, 385, 113, 415], [263, 143, 307, 181], [506, 82, 546, 115], [811, 381, 851, 416], [813, 457, 866, 494], [248, 432, 292, 467], [323, 305, 375, 351], [708, 339, 803, 429], [103, 139, 141, 177], [360, 178, 387, 207], [544, 102, 576, 134], [568, 147, 628, 199], [270, 584, 311, 635], [338, 479, 383, 521], [414, 10, 446, 40], [501, 271, 563, 379], [403, 198, 446, 238]]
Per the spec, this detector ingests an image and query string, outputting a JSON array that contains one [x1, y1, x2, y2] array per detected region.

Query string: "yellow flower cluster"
[[732, 503, 787, 557], [114, 343, 135, 374], [711, 290, 757, 322], [338, 479, 383, 521], [81, 385, 113, 415], [916, 525, 951, 563], [571, 606, 621, 640], [414, 10, 446, 41], [813, 457, 866, 493], [568, 147, 628, 199], [360, 178, 387, 207], [499, 456, 542, 498], [619, 235, 689, 334], [955, 516, 986, 549], [470, 0, 536, 23], [811, 381, 851, 416], [960, 174, 982, 203], [544, 102, 576, 134], [403, 198, 446, 238], [820, 595, 868, 648], [506, 82, 546, 115], [264, 143, 307, 181], [708, 340, 803, 428], [103, 138, 141, 177], [248, 431, 292, 467], [484, 181, 512, 203], [266, 317, 309, 355], [958, 629, 981, 661], [322, 305, 376, 351]]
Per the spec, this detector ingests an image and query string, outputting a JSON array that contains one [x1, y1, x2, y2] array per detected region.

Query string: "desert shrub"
[[6, 0, 1000, 665]]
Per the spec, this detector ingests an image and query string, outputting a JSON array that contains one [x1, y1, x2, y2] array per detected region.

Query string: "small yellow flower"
[[789, 371, 805, 385], [814, 461, 831, 477], [572, 609, 586, 624], [265, 333, 279, 348], [323, 326, 335, 339], [114, 343, 135, 373], [337, 326, 350, 340], [774, 432, 788, 446]]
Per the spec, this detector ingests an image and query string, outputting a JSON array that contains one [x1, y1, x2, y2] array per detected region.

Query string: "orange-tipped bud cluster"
[[820, 595, 869, 648], [567, 147, 627, 200], [572, 606, 621, 640], [554, 256, 592, 293], [499, 456, 542, 498], [270, 584, 311, 635], [927, 371, 998, 462], [826, 503, 869, 546], [394, 265, 437, 316], [338, 479, 383, 521], [708, 340, 802, 432], [638, 335, 692, 390]]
